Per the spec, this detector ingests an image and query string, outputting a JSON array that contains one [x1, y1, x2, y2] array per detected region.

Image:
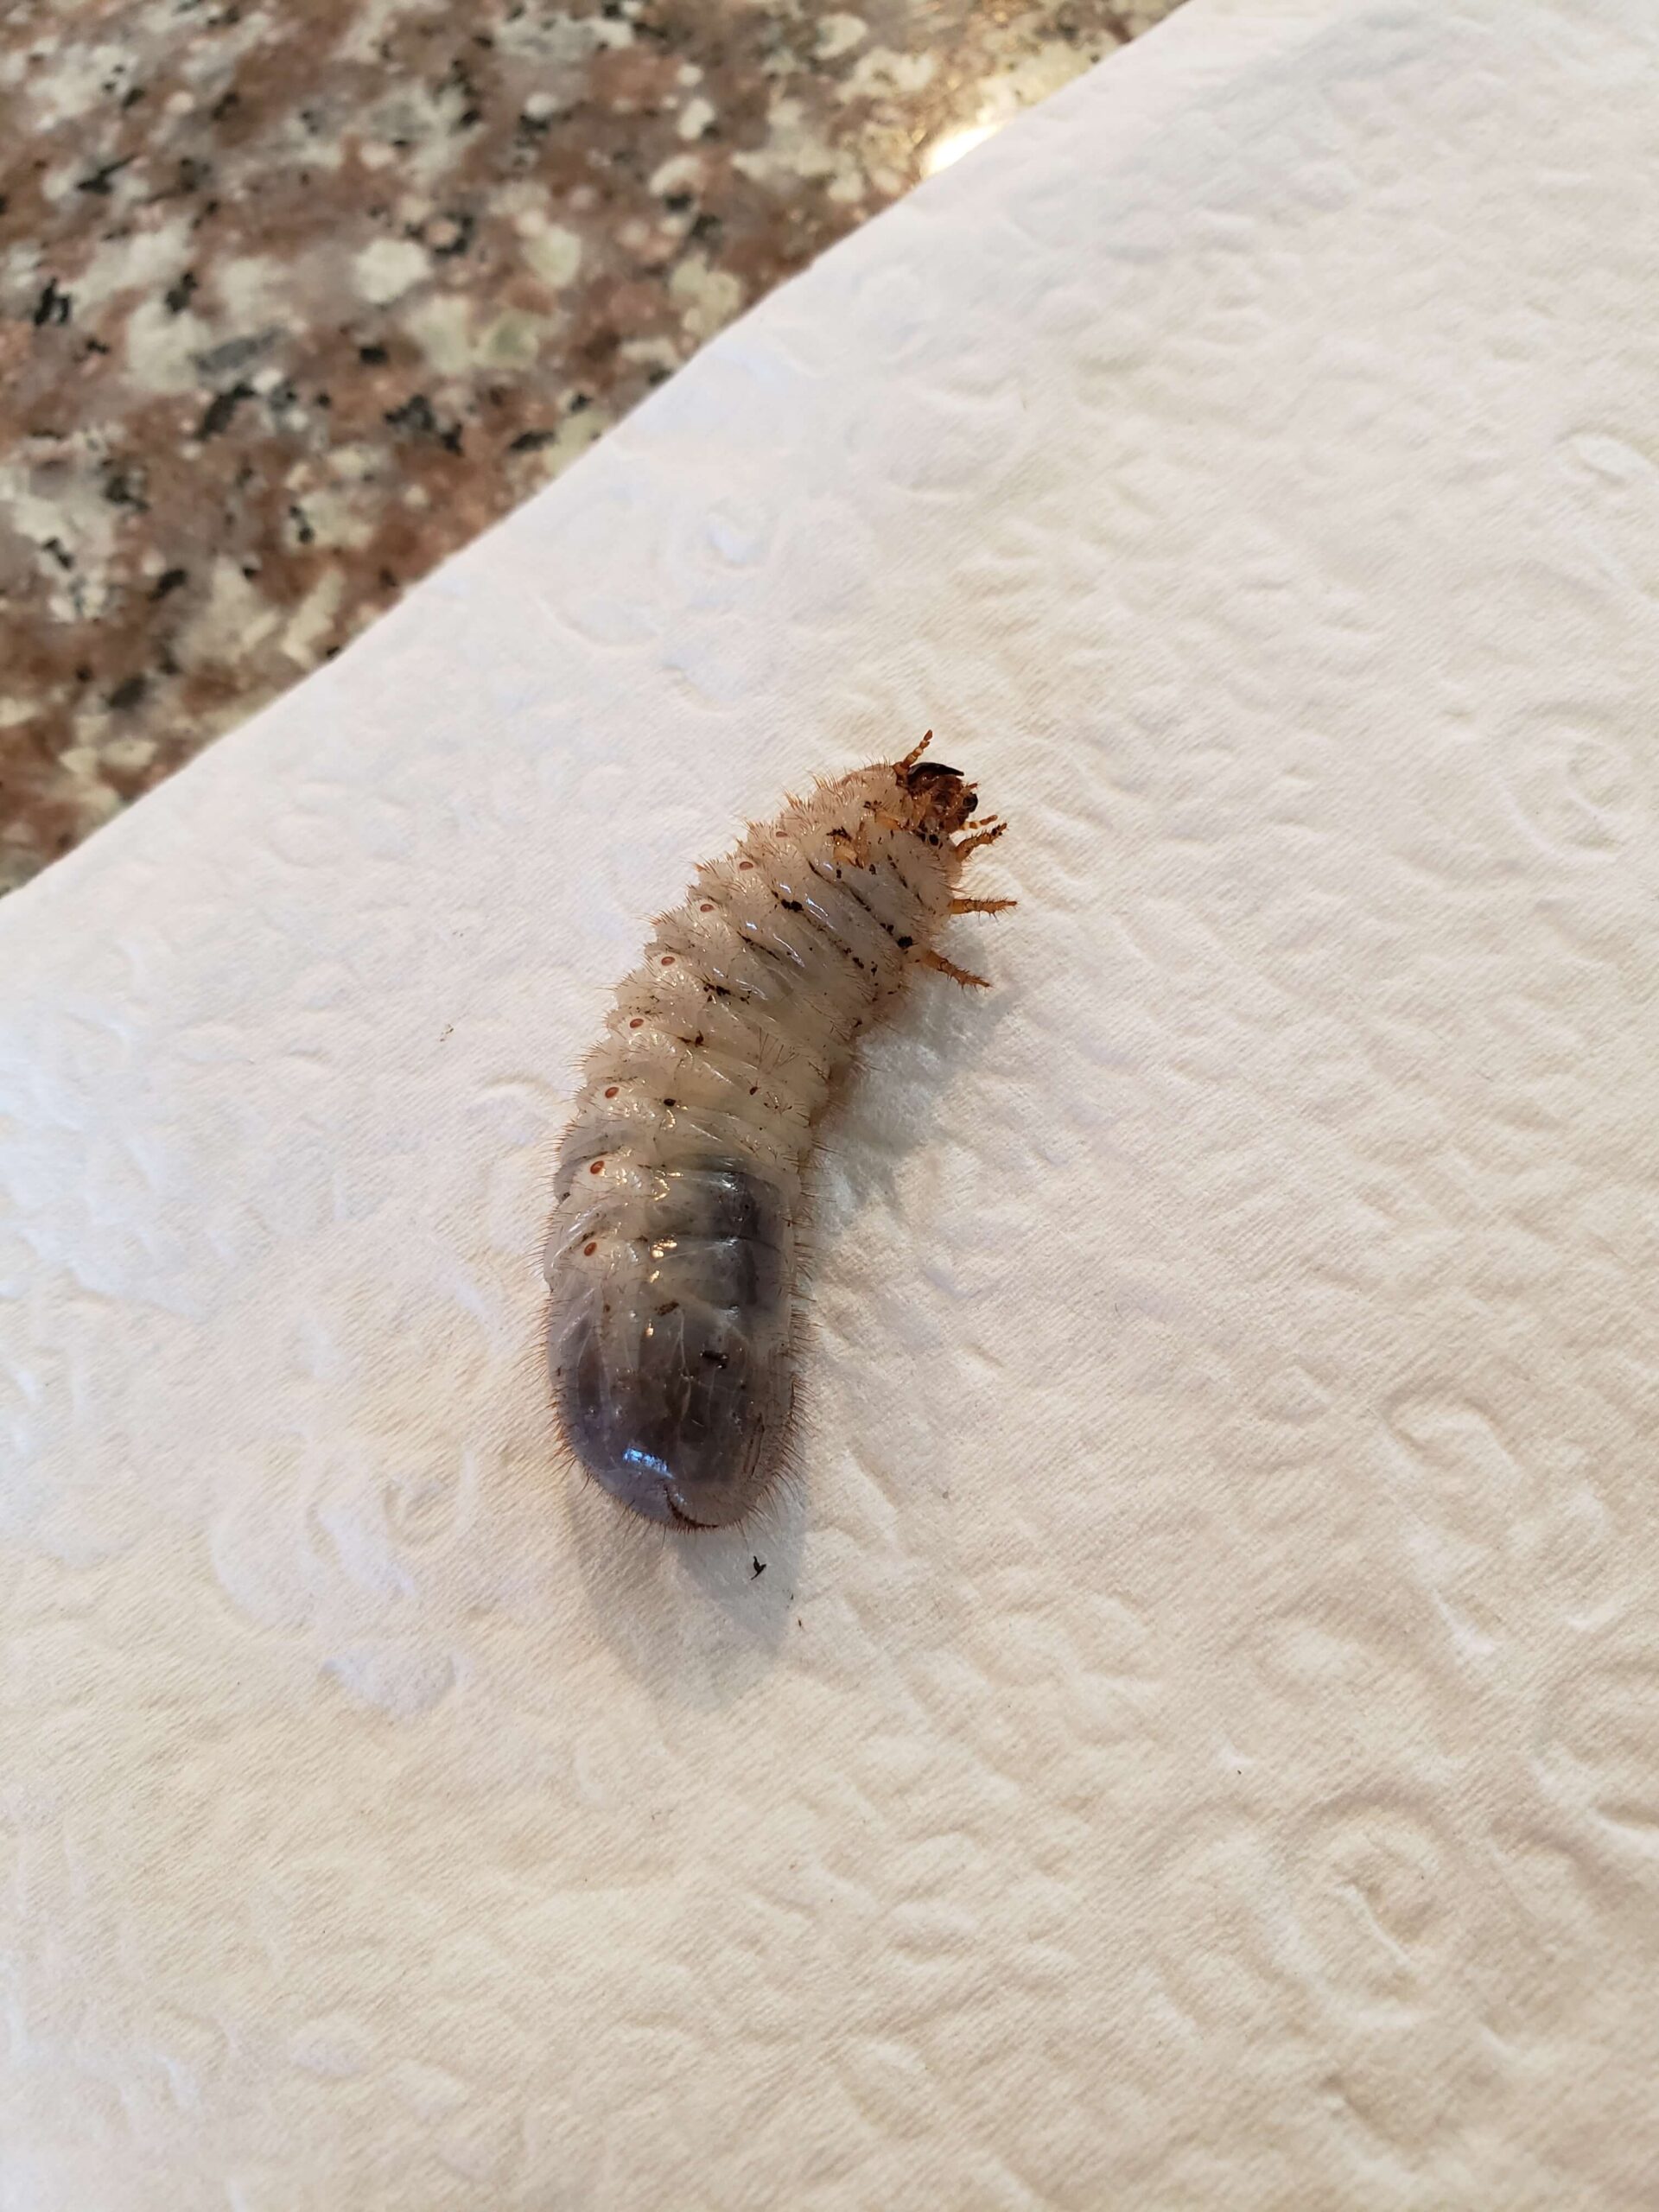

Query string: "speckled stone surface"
[[0, 0, 1184, 894]]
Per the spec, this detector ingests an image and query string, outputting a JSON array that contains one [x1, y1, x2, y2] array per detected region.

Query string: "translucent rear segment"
[[547, 1160, 794, 1529]]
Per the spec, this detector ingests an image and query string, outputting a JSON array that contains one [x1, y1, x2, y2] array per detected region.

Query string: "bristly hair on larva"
[[543, 734, 1012, 1532]]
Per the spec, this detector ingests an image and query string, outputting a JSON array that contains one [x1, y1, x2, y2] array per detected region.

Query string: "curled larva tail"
[[543, 735, 1007, 1529], [547, 1160, 795, 1529]]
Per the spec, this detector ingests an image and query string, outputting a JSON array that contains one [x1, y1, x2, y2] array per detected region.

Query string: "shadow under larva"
[[543, 733, 1013, 1532]]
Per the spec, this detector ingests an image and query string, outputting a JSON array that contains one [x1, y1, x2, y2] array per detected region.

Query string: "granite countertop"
[[0, 0, 1183, 896]]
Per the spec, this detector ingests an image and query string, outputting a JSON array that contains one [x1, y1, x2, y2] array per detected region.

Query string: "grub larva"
[[543, 735, 1011, 1530]]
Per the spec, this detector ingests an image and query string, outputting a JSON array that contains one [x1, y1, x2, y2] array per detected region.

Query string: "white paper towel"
[[6, 1, 1659, 2202]]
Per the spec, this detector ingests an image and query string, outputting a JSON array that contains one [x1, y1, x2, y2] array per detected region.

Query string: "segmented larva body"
[[543, 736, 1010, 1530]]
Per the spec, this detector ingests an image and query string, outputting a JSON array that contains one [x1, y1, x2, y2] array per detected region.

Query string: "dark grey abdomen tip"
[[550, 1160, 793, 1529]]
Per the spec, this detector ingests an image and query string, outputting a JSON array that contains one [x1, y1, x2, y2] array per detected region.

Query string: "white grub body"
[[543, 739, 1006, 1529]]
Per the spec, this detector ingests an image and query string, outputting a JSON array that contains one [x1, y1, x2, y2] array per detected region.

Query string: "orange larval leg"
[[954, 820, 1007, 859], [920, 947, 991, 989], [950, 895, 1017, 916], [896, 729, 934, 772]]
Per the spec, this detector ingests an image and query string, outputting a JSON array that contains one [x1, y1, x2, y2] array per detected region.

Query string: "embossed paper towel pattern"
[[4, 1, 1659, 2204]]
